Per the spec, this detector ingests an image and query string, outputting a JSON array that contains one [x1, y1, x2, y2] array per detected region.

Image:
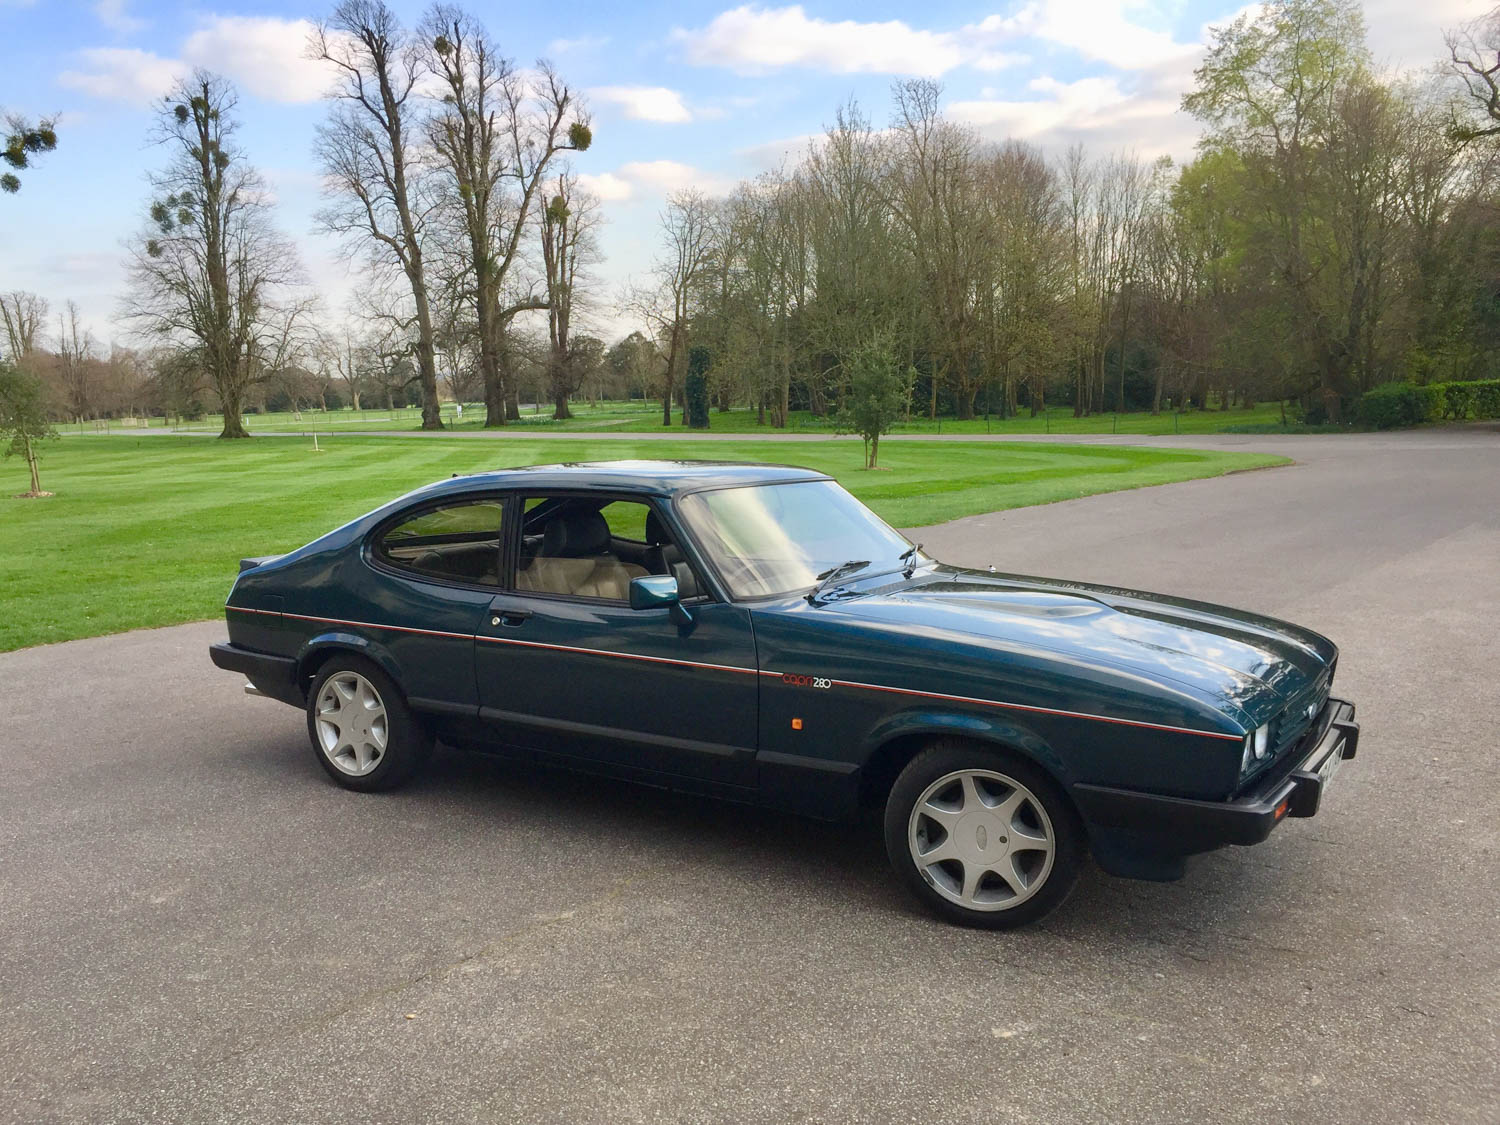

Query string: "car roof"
[[409, 459, 832, 503]]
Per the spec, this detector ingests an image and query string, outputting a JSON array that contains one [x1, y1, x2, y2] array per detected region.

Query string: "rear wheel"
[[306, 656, 430, 792], [884, 741, 1083, 929]]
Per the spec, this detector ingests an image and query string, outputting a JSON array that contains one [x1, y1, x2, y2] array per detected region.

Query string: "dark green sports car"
[[210, 460, 1358, 928]]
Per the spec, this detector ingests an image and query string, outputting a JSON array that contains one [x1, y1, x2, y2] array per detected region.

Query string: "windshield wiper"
[[807, 559, 871, 603], [899, 543, 923, 578]]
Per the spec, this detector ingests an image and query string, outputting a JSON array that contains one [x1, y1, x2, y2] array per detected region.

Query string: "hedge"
[[1356, 379, 1500, 429]]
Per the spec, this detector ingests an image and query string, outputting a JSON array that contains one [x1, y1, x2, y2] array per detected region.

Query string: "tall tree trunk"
[[218, 378, 249, 439], [662, 325, 679, 426]]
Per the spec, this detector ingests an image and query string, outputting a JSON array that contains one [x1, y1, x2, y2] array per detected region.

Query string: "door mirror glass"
[[629, 574, 679, 610]]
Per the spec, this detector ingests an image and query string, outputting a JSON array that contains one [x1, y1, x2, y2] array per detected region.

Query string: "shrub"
[[1357, 383, 1419, 429], [1442, 381, 1477, 419], [1412, 384, 1445, 423], [1468, 379, 1500, 418], [1356, 378, 1500, 428]]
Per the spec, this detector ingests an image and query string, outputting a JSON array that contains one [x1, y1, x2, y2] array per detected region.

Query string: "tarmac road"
[[1, 429, 1496, 1124]]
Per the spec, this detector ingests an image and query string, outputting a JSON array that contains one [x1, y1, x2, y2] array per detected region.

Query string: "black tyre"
[[884, 740, 1084, 929], [305, 655, 431, 792]]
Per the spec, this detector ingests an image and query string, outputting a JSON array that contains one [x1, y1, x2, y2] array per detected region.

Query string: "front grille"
[[1272, 673, 1332, 758]]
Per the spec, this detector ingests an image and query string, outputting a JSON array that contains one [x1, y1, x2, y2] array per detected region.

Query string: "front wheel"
[[884, 742, 1084, 929], [306, 656, 430, 792]]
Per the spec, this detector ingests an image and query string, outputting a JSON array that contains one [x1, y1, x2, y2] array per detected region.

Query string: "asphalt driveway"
[[2, 428, 1496, 1123]]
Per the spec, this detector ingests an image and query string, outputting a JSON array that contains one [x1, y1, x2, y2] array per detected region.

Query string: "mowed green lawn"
[[0, 435, 1287, 651], [155, 398, 1293, 437]]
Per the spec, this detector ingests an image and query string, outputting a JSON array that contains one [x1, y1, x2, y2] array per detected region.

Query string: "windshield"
[[677, 480, 920, 599]]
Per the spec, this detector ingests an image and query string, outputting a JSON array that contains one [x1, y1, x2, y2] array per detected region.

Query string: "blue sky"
[[0, 0, 1474, 347]]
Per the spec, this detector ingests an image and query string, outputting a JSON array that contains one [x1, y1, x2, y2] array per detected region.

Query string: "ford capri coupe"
[[210, 461, 1357, 928]]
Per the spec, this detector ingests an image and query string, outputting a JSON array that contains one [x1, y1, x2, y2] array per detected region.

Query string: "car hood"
[[825, 567, 1336, 726]]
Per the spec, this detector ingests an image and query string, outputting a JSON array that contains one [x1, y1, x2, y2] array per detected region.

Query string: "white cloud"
[[999, 0, 1200, 70], [59, 47, 185, 104], [93, 0, 144, 34], [576, 171, 633, 201], [675, 2, 1200, 77], [60, 17, 338, 105], [949, 70, 1194, 159], [674, 5, 969, 76], [1361, 0, 1471, 71], [590, 85, 693, 123], [181, 17, 333, 103], [619, 160, 732, 196], [577, 161, 734, 203]]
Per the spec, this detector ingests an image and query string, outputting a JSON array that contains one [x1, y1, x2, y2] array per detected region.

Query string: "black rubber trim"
[[210, 642, 295, 683], [408, 697, 478, 718], [209, 642, 303, 707], [1072, 698, 1358, 853], [477, 706, 754, 762]]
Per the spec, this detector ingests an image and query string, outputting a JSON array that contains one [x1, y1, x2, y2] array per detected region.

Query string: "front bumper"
[[1073, 698, 1359, 860], [209, 642, 303, 708]]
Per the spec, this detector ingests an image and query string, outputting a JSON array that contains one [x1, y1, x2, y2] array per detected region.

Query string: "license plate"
[[1317, 742, 1344, 787]]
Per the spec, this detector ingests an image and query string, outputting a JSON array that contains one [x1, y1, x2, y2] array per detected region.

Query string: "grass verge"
[[0, 435, 1287, 651]]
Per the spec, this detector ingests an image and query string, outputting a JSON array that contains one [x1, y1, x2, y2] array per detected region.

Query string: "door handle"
[[492, 610, 531, 627]]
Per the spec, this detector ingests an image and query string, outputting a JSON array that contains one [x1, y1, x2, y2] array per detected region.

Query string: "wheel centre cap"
[[955, 812, 1007, 862]]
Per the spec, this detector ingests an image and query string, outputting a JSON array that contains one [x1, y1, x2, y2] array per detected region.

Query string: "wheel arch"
[[295, 632, 405, 700], [857, 709, 1076, 813]]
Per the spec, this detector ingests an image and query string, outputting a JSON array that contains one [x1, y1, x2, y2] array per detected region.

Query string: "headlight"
[[1242, 724, 1272, 772]]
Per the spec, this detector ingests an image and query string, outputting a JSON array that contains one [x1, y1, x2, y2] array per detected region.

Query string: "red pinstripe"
[[225, 604, 1241, 741]]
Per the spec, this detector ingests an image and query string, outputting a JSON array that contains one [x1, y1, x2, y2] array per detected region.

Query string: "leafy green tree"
[[2, 114, 57, 195], [0, 361, 57, 496], [685, 345, 711, 428], [837, 337, 912, 468]]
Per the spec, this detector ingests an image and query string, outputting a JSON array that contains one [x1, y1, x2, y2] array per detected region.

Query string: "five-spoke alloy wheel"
[[306, 656, 429, 792], [885, 741, 1082, 928]]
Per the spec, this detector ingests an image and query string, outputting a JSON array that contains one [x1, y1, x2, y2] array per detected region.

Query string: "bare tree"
[[887, 80, 989, 418], [422, 6, 591, 426], [623, 190, 717, 426], [56, 301, 95, 422], [312, 0, 444, 429], [539, 173, 601, 418], [1447, 7, 1500, 142], [0, 291, 47, 364], [124, 71, 309, 438]]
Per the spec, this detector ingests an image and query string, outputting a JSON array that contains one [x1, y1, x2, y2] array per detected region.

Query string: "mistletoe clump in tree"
[[2, 114, 57, 195]]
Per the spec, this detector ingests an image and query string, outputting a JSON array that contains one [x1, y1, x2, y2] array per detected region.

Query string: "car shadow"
[[235, 729, 1296, 949], [401, 742, 1279, 945]]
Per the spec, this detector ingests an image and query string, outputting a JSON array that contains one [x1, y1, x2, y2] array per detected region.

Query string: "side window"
[[376, 499, 505, 585], [514, 495, 703, 601]]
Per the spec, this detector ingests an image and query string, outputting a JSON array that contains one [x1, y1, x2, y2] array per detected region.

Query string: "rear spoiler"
[[239, 555, 283, 573]]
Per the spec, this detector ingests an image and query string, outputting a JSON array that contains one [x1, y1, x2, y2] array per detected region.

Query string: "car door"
[[474, 491, 759, 788], [360, 494, 507, 713]]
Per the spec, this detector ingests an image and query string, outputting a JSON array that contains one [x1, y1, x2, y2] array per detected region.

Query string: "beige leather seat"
[[516, 509, 646, 600]]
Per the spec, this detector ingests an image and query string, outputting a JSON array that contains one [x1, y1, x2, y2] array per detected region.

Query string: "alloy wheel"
[[314, 670, 389, 777], [907, 768, 1056, 911]]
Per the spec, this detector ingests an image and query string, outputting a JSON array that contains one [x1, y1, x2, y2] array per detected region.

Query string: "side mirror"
[[629, 575, 693, 628], [629, 574, 679, 609]]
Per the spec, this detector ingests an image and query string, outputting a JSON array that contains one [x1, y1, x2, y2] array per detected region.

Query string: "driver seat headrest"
[[542, 509, 611, 557]]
